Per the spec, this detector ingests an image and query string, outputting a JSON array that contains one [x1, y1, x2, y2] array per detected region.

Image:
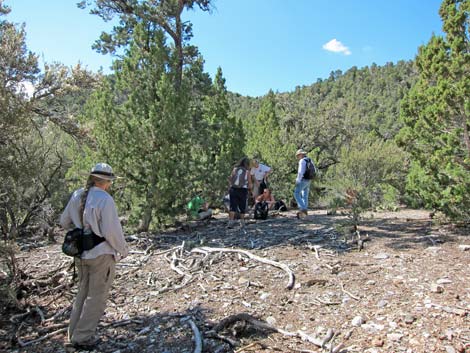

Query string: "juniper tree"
[[398, 0, 470, 221]]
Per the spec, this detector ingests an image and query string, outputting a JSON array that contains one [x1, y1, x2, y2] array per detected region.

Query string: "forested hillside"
[[228, 61, 418, 207]]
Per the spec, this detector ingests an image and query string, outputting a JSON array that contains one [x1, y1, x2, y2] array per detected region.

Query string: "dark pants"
[[229, 187, 248, 214]]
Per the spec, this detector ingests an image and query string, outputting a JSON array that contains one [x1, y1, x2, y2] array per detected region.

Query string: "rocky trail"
[[1, 208, 469, 353]]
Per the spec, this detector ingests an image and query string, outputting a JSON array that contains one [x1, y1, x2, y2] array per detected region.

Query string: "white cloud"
[[322, 39, 351, 55]]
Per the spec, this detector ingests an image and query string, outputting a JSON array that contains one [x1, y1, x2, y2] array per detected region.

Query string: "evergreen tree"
[[397, 0, 470, 221], [196, 67, 244, 201], [245, 91, 295, 200], [0, 2, 97, 238], [0, 0, 97, 308], [78, 0, 212, 89], [81, 23, 193, 230]]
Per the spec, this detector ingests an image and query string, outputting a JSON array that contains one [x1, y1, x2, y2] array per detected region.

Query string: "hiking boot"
[[69, 337, 101, 351]]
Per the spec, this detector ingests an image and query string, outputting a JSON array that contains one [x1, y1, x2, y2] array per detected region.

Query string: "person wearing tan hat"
[[294, 149, 311, 218], [61, 163, 128, 350]]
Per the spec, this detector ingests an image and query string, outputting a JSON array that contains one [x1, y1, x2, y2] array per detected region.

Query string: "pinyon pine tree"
[[398, 0, 470, 221]]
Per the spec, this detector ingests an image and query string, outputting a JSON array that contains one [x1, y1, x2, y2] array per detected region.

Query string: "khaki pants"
[[68, 254, 115, 344]]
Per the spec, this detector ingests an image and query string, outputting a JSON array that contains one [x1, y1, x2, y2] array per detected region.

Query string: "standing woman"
[[61, 163, 128, 350], [228, 157, 253, 222]]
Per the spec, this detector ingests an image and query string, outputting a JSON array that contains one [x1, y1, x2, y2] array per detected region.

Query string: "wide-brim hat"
[[90, 163, 117, 180], [295, 149, 307, 156]]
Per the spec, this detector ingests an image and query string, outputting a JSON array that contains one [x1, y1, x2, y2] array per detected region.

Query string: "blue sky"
[[6, 0, 444, 97]]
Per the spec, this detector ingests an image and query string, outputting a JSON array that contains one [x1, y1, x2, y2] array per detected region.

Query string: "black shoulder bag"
[[62, 198, 105, 257]]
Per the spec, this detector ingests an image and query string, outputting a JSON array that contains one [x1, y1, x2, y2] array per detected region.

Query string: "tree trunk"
[[137, 190, 154, 233]]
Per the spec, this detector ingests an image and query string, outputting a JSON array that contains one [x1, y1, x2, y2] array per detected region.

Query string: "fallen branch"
[[312, 245, 321, 260], [10, 310, 32, 323], [17, 325, 67, 347], [34, 306, 45, 323], [100, 318, 145, 328], [40, 282, 70, 296], [234, 341, 267, 352], [314, 297, 341, 306], [44, 305, 71, 323], [340, 282, 360, 301], [170, 251, 187, 276], [205, 331, 238, 347], [191, 247, 295, 290], [181, 317, 202, 353]]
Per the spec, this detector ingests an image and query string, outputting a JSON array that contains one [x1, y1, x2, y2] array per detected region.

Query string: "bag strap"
[[79, 189, 90, 231]]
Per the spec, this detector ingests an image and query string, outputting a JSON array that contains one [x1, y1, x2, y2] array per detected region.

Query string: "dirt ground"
[[1, 208, 469, 353]]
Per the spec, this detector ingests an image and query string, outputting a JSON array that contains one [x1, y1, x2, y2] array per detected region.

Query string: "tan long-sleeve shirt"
[[60, 186, 128, 260]]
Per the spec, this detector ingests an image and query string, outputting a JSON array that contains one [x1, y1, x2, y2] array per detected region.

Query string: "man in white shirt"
[[250, 159, 272, 199], [294, 149, 311, 218]]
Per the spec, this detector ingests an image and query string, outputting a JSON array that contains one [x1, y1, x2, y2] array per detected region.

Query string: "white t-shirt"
[[296, 158, 307, 183], [250, 163, 271, 181]]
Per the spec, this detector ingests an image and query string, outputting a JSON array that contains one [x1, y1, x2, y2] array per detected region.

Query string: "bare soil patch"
[[2, 208, 470, 353]]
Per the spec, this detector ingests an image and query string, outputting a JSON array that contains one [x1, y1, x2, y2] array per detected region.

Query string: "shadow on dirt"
[[11, 306, 274, 353], [140, 208, 444, 256]]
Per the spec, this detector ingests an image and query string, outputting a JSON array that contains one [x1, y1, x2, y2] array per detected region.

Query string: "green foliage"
[[76, 22, 244, 230], [323, 136, 407, 228], [379, 184, 400, 211], [244, 91, 296, 200], [77, 23, 193, 230], [78, 0, 213, 88], [233, 62, 415, 206], [193, 67, 245, 203], [397, 0, 470, 221], [0, 6, 96, 238]]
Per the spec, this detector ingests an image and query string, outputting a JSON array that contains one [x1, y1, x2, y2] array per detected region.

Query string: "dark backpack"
[[274, 200, 287, 212], [303, 157, 317, 180], [231, 167, 249, 188], [254, 201, 269, 220]]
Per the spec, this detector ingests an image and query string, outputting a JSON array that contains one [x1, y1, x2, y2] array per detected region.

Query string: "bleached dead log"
[[191, 247, 295, 290]]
